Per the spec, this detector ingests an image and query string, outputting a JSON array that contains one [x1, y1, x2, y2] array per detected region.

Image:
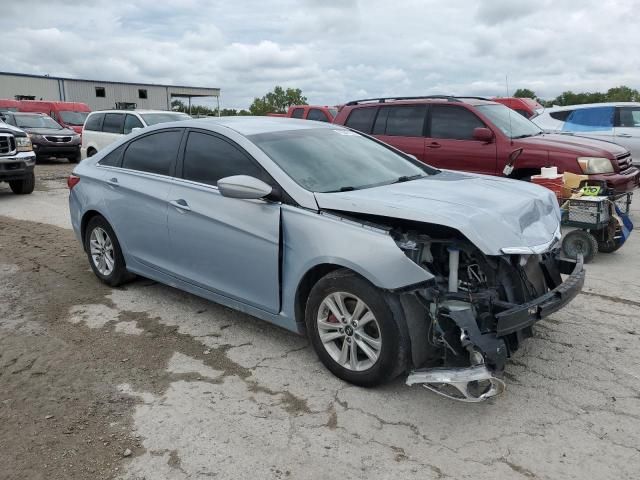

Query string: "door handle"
[[169, 199, 191, 212], [107, 177, 119, 187], [427, 142, 442, 149], [616, 133, 632, 138]]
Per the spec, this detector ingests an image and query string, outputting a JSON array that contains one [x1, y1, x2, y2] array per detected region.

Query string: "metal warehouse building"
[[0, 71, 219, 111]]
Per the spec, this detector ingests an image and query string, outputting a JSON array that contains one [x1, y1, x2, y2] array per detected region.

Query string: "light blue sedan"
[[68, 117, 583, 402]]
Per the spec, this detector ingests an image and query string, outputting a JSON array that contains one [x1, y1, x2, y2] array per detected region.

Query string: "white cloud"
[[0, 0, 639, 109]]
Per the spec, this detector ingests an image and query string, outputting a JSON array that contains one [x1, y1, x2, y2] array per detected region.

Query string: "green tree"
[[249, 86, 308, 115], [513, 88, 536, 99], [606, 85, 640, 102]]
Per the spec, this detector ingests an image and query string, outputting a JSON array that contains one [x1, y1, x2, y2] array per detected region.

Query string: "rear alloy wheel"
[[9, 172, 35, 195], [306, 269, 407, 387], [85, 216, 133, 286]]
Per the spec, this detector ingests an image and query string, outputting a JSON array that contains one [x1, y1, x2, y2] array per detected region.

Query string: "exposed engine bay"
[[389, 226, 584, 402]]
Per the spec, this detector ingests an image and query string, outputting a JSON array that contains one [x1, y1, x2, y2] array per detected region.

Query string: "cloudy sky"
[[2, 0, 639, 109]]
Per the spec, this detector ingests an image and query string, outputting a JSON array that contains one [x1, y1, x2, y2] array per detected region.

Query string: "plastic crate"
[[566, 196, 610, 227]]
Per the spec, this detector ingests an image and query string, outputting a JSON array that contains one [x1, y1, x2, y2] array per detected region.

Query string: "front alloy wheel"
[[317, 292, 382, 371]]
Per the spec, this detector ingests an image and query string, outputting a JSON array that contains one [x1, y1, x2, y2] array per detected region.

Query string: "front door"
[[167, 130, 281, 313], [425, 104, 497, 174], [563, 106, 615, 144]]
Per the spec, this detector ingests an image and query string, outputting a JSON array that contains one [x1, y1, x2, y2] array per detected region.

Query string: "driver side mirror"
[[217, 175, 273, 200], [473, 127, 494, 142]]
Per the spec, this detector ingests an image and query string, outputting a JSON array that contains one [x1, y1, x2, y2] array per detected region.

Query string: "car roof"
[[89, 109, 187, 115], [186, 116, 340, 136], [545, 102, 640, 112]]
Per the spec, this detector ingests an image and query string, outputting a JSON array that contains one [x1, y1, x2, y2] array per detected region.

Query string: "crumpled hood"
[[516, 133, 628, 158], [314, 170, 561, 256]]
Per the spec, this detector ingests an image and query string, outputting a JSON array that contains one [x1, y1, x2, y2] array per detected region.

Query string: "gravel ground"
[[0, 161, 639, 480]]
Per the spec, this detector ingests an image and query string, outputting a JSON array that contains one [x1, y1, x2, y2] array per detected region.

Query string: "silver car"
[[69, 117, 584, 402]]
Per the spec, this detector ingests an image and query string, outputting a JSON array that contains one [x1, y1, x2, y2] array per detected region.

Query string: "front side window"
[[344, 107, 377, 133], [291, 108, 304, 119], [476, 104, 542, 139], [249, 128, 434, 193], [616, 107, 640, 127], [430, 105, 486, 140], [122, 130, 182, 175], [373, 105, 426, 136], [307, 109, 330, 122], [563, 106, 614, 131], [183, 131, 266, 186], [84, 113, 104, 131], [102, 113, 125, 134], [124, 114, 144, 134]]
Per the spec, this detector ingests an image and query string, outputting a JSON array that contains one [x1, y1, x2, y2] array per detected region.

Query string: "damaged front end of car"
[[390, 228, 585, 402]]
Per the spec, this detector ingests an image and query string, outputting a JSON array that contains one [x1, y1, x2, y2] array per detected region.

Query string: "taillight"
[[67, 175, 80, 190]]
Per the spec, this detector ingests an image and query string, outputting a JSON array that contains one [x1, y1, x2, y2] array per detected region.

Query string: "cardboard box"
[[562, 172, 589, 199]]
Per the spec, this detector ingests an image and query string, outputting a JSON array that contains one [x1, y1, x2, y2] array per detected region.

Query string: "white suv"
[[81, 109, 191, 158], [533, 102, 640, 165]]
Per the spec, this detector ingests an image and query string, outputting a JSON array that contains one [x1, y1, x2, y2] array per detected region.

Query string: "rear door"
[[100, 129, 184, 271], [167, 130, 281, 313], [614, 106, 640, 159], [372, 105, 427, 160], [425, 104, 497, 174]]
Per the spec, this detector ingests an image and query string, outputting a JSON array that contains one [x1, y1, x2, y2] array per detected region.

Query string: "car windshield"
[[141, 112, 191, 126], [59, 111, 89, 125], [477, 104, 543, 138], [14, 114, 63, 129], [249, 128, 435, 193]]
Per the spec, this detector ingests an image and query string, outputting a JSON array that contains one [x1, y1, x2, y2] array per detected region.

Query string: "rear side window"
[[291, 108, 304, 119], [344, 107, 377, 133], [430, 105, 485, 140], [123, 114, 144, 134], [122, 130, 182, 176], [84, 113, 104, 131], [307, 109, 330, 122], [373, 105, 426, 136], [98, 144, 126, 167], [563, 107, 614, 131], [182, 131, 266, 187], [102, 113, 125, 134]]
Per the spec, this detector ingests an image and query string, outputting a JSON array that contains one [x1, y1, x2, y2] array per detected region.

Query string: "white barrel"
[[541, 166, 558, 178]]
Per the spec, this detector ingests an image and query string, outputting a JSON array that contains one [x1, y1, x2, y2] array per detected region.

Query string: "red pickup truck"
[[268, 105, 338, 122], [332, 96, 639, 193]]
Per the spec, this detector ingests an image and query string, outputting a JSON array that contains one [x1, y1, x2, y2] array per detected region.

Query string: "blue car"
[[69, 117, 583, 402]]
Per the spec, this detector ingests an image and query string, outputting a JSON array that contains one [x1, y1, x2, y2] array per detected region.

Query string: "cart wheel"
[[562, 230, 598, 263]]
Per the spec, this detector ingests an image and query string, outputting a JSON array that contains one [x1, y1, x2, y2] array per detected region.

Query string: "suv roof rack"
[[345, 95, 463, 106]]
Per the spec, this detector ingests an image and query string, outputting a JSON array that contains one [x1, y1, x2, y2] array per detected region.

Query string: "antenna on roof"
[[506, 74, 513, 145]]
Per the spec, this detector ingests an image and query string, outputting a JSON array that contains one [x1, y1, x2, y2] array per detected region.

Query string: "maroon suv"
[[333, 96, 639, 193]]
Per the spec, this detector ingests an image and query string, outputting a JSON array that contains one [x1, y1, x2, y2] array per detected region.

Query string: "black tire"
[[84, 216, 133, 287], [305, 269, 408, 387], [69, 151, 81, 163], [597, 239, 623, 254], [562, 229, 598, 263], [9, 172, 35, 195], [87, 148, 97, 158]]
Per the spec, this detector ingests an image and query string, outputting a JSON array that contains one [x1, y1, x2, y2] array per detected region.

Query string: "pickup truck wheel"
[[85, 216, 132, 287], [306, 269, 407, 387], [562, 229, 598, 263], [9, 172, 35, 195]]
